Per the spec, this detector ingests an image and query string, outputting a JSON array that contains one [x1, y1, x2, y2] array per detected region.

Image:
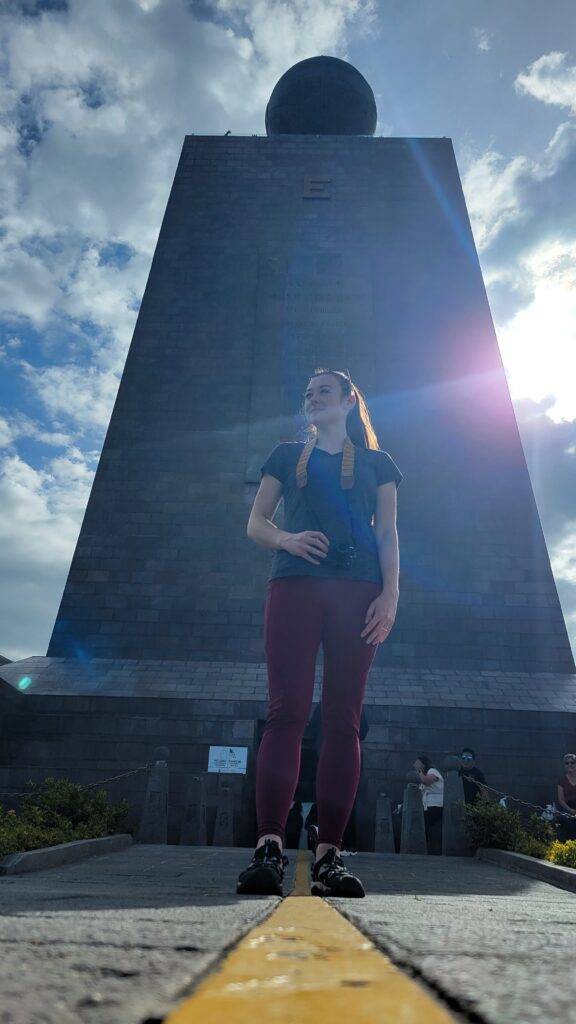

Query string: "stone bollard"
[[442, 755, 470, 856], [400, 771, 427, 854], [137, 746, 169, 844], [180, 774, 208, 846], [212, 779, 234, 846], [374, 792, 395, 853]]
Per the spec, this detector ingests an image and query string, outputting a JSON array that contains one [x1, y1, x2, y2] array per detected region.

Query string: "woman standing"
[[236, 367, 403, 898]]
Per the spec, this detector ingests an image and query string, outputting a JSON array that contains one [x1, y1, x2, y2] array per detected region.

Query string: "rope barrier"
[[0, 762, 154, 799], [1, 765, 574, 826], [460, 772, 576, 821]]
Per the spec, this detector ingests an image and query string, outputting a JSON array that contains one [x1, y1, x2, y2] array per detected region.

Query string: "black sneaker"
[[310, 847, 365, 898], [236, 839, 289, 896]]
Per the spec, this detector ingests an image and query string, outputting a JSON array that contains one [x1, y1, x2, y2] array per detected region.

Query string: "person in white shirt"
[[415, 754, 444, 855]]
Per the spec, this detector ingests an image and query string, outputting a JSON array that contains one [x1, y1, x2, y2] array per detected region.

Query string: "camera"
[[326, 541, 358, 571]]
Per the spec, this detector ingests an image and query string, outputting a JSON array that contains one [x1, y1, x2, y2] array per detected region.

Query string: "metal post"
[[442, 755, 470, 856], [137, 746, 169, 844], [374, 791, 395, 853], [400, 770, 427, 854], [180, 774, 208, 846], [212, 778, 234, 846]]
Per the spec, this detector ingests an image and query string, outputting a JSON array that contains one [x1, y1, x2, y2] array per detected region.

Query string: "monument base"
[[1, 657, 575, 848]]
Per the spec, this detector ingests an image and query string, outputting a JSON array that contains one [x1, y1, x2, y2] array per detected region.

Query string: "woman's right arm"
[[247, 475, 290, 550], [247, 474, 330, 563], [557, 783, 576, 814], [418, 771, 439, 787]]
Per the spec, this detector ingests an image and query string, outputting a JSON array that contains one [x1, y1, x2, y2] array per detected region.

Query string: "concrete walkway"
[[1, 846, 575, 1024], [335, 853, 576, 1024]]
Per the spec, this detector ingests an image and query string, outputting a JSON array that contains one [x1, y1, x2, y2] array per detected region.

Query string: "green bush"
[[547, 840, 576, 869], [520, 812, 557, 851], [462, 800, 524, 852], [462, 800, 557, 856], [514, 834, 552, 859], [0, 777, 131, 857]]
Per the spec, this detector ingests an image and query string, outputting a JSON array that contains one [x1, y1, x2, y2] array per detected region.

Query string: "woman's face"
[[414, 759, 424, 773], [564, 754, 576, 772], [303, 374, 355, 426]]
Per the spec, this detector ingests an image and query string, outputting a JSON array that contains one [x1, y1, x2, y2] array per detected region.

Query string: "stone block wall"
[[0, 692, 259, 846], [43, 135, 573, 676], [1, 684, 574, 850]]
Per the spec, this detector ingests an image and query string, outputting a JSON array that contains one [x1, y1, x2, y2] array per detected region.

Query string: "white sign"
[[208, 745, 248, 774]]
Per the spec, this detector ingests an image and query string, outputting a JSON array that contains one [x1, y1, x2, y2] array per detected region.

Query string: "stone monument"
[[1, 56, 574, 845]]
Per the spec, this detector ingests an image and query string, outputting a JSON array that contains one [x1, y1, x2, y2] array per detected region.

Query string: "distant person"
[[414, 754, 444, 855], [556, 753, 576, 840], [459, 748, 488, 805]]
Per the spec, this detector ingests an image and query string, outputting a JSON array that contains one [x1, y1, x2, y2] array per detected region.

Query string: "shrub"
[[520, 813, 557, 851], [514, 834, 552, 859], [0, 777, 131, 858], [462, 800, 524, 852], [547, 840, 576, 869], [462, 801, 557, 857]]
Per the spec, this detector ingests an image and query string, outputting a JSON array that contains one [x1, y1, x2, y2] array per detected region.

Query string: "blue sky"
[[0, 0, 575, 662]]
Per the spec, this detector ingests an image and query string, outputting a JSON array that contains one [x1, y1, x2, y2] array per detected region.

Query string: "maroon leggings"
[[256, 576, 381, 848]]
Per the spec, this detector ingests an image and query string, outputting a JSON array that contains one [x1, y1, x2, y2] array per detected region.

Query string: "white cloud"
[[550, 527, 576, 587], [473, 26, 491, 52], [214, 0, 376, 85], [496, 239, 576, 423], [460, 111, 576, 335], [0, 449, 95, 660], [1, 0, 375, 431], [0, 416, 15, 448], [0, 248, 61, 326], [515, 52, 576, 114], [21, 360, 122, 430], [462, 149, 529, 251], [459, 64, 576, 654], [0, 409, 72, 449], [461, 124, 576, 424], [0, 0, 374, 660]]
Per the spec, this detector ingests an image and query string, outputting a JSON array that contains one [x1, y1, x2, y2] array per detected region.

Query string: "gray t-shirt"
[[260, 441, 403, 584]]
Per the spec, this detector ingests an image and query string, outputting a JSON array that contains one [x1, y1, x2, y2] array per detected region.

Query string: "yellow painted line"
[[290, 848, 312, 896], [164, 849, 456, 1024]]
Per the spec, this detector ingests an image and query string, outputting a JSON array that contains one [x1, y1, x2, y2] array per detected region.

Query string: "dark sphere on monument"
[[265, 55, 377, 136]]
